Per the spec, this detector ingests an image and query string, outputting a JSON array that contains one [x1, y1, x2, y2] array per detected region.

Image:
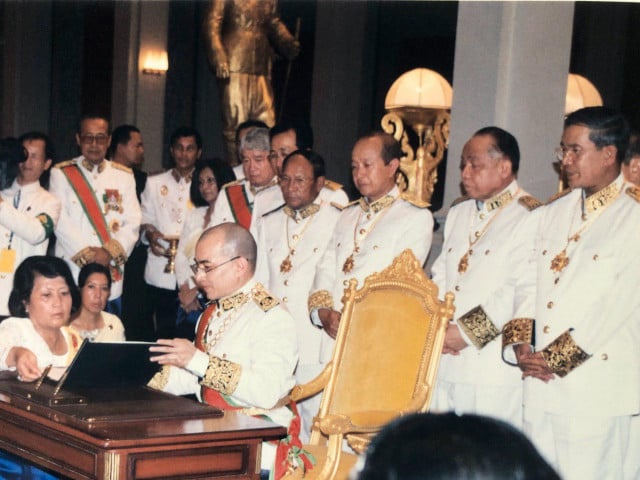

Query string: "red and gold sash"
[[194, 303, 314, 478], [225, 184, 252, 229], [60, 164, 122, 280]]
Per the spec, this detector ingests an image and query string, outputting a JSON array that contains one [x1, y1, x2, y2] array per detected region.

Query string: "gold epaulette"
[[221, 179, 243, 190], [251, 283, 280, 312], [262, 203, 285, 218], [110, 161, 132, 174], [546, 188, 571, 205], [626, 186, 640, 203], [399, 192, 430, 208], [54, 159, 76, 169], [335, 199, 359, 211], [323, 179, 343, 191], [518, 195, 542, 211], [450, 195, 470, 208]]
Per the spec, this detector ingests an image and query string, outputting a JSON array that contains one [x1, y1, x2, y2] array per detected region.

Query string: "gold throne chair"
[[285, 249, 455, 480]]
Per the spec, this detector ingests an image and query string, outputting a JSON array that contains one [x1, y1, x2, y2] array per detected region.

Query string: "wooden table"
[[0, 379, 286, 479]]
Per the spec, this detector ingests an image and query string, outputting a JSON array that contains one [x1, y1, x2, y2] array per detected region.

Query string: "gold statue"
[[205, 0, 300, 165]]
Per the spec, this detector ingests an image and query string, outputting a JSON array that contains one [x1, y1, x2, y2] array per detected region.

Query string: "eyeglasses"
[[190, 255, 241, 275], [80, 134, 110, 145], [555, 146, 593, 162]]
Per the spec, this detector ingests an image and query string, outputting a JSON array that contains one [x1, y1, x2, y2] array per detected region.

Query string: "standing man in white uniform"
[[50, 114, 141, 316], [0, 133, 60, 318], [431, 126, 540, 429], [268, 120, 348, 205], [210, 127, 281, 234], [503, 107, 640, 480], [254, 149, 341, 440], [309, 132, 434, 362], [141, 127, 200, 340]]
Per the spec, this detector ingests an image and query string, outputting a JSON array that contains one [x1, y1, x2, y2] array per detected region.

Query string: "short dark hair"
[[9, 256, 81, 318], [565, 106, 630, 164], [624, 130, 640, 166], [358, 132, 402, 165], [270, 120, 314, 150], [18, 131, 55, 163], [474, 126, 520, 173], [170, 126, 202, 150], [78, 114, 111, 135], [190, 157, 236, 207], [108, 124, 140, 158], [78, 262, 112, 290], [357, 412, 560, 480], [282, 149, 326, 180], [235, 120, 269, 145]]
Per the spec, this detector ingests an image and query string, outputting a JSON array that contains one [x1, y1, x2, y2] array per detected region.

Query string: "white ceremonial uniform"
[[310, 185, 434, 362], [232, 163, 244, 181], [505, 174, 640, 480], [175, 206, 208, 289], [254, 199, 341, 440], [252, 180, 349, 222], [141, 170, 193, 290], [148, 278, 297, 470], [210, 178, 282, 236], [50, 157, 141, 300], [431, 180, 540, 428], [0, 180, 61, 316], [0, 318, 80, 371]]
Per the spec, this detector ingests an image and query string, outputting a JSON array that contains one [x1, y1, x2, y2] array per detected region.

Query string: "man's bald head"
[[199, 223, 257, 273]]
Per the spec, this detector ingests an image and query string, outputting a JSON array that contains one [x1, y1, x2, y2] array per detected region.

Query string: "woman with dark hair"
[[174, 157, 235, 339], [69, 263, 125, 342], [0, 255, 81, 380], [354, 412, 560, 480]]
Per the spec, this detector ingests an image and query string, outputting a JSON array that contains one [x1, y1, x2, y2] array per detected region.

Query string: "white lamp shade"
[[385, 68, 453, 110], [565, 73, 602, 115]]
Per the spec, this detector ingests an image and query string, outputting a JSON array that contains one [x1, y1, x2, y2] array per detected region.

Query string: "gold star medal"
[[458, 252, 470, 273], [550, 249, 569, 273], [280, 254, 293, 273], [343, 254, 355, 273]]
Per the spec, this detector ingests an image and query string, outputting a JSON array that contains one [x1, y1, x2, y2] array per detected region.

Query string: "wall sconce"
[[565, 73, 602, 116], [142, 50, 169, 76], [381, 68, 452, 205]]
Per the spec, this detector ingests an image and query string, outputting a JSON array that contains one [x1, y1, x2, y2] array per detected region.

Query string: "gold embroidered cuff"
[[308, 290, 334, 312], [541, 330, 591, 377], [147, 365, 171, 391], [71, 247, 96, 268], [103, 238, 127, 266], [502, 318, 534, 365], [456, 306, 500, 350], [201, 356, 242, 395]]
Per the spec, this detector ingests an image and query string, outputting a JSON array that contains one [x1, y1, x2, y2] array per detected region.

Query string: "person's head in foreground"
[[354, 412, 560, 480]]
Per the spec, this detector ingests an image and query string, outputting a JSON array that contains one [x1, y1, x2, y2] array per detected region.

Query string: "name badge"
[[0, 248, 16, 273]]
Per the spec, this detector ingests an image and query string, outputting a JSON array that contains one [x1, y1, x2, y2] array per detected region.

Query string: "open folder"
[[50, 340, 161, 392]]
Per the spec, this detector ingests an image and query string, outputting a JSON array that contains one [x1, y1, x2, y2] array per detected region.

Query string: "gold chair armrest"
[[318, 410, 401, 436], [289, 362, 333, 402]]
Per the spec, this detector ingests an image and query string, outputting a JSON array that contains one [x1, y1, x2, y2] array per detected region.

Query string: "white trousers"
[[433, 379, 523, 430], [524, 406, 631, 480]]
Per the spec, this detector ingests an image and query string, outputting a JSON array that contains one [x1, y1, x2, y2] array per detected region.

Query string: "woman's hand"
[[8, 347, 42, 382]]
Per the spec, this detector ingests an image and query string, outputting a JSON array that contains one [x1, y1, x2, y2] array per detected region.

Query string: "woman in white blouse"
[[69, 263, 125, 342]]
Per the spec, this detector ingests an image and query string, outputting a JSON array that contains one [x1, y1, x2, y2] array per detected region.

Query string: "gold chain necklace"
[[343, 198, 396, 273], [550, 184, 623, 274], [280, 214, 315, 273], [203, 295, 250, 353], [457, 191, 517, 273]]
